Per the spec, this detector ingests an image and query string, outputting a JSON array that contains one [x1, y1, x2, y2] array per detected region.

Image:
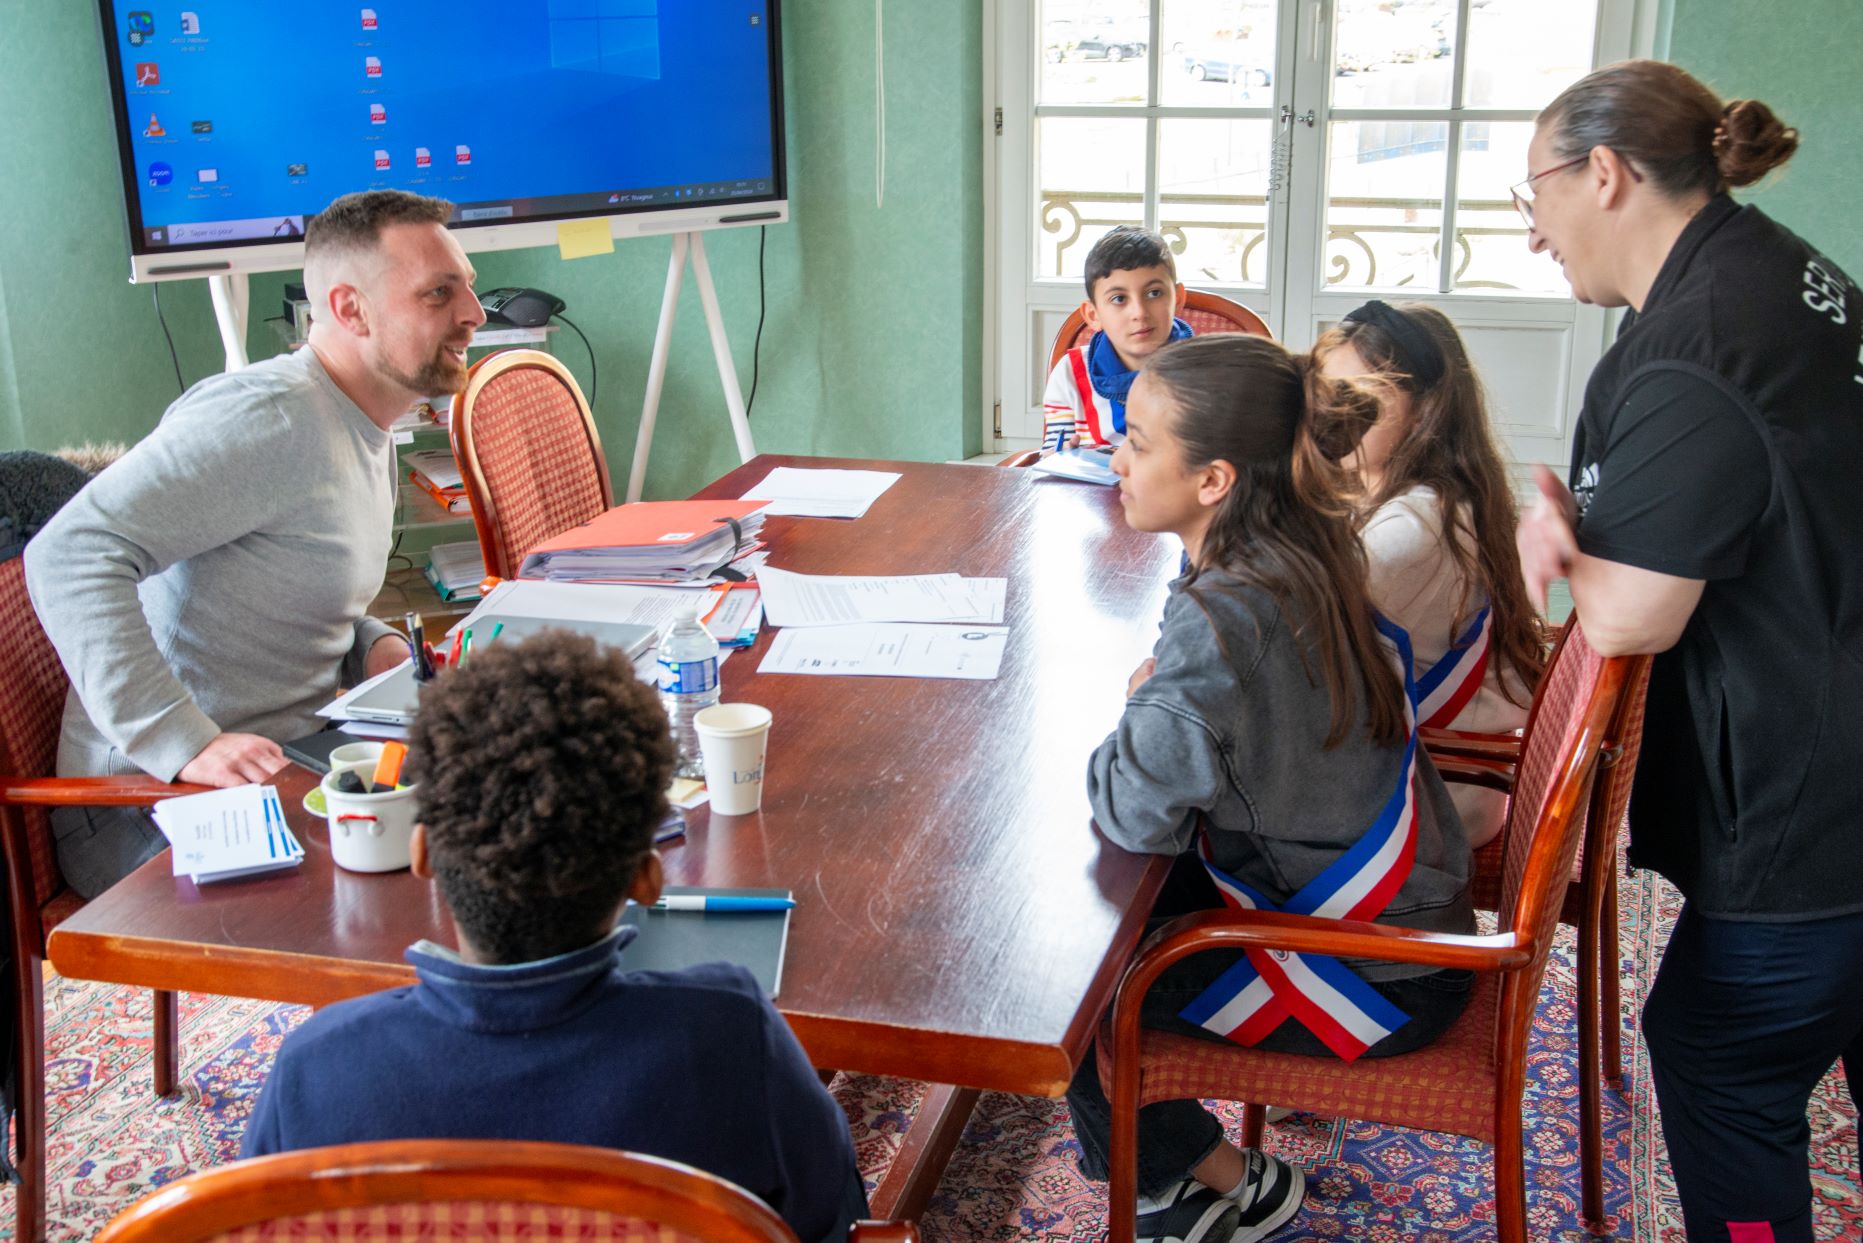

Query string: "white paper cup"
[[329, 741, 386, 769], [322, 761, 419, 873], [695, 703, 772, 816]]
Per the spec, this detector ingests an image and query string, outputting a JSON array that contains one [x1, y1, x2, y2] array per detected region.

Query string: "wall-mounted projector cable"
[[746, 226, 768, 418], [151, 284, 185, 394], [553, 312, 597, 410]]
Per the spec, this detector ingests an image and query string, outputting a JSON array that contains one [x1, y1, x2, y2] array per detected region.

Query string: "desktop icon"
[[197, 168, 218, 184], [142, 113, 165, 137], [147, 161, 173, 186], [361, 8, 378, 31], [608, 192, 620, 203], [191, 119, 212, 134], [180, 11, 200, 34], [369, 103, 386, 124], [286, 162, 308, 177], [135, 62, 161, 87], [365, 55, 382, 78], [127, 11, 153, 45], [454, 144, 471, 165], [414, 147, 432, 169], [374, 149, 391, 170]]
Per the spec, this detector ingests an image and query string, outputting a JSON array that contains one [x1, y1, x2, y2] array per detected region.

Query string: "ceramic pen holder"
[[321, 761, 418, 873]]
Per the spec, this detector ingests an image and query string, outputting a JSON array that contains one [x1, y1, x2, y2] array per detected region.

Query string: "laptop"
[[342, 613, 659, 725]]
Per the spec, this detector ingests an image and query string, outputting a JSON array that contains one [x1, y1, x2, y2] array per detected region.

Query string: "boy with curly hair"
[[242, 631, 866, 1243]]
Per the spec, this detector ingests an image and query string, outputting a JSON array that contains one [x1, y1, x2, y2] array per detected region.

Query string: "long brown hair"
[[1540, 60, 1798, 200], [1313, 304, 1544, 705], [1145, 334, 1405, 747]]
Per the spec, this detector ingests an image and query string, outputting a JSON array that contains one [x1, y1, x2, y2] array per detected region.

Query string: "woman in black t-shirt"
[[1514, 59, 1863, 1243]]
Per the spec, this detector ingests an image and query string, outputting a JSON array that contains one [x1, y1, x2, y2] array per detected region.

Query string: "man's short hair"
[[1083, 225, 1177, 299], [303, 189, 455, 268], [404, 630, 676, 964]]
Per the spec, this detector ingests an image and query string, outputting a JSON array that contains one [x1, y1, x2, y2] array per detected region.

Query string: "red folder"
[[525, 501, 768, 555]]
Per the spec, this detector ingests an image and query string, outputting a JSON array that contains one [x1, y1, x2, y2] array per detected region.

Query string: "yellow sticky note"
[[556, 217, 615, 260]]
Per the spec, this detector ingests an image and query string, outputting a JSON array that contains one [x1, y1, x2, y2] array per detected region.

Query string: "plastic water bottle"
[[658, 599, 720, 778]]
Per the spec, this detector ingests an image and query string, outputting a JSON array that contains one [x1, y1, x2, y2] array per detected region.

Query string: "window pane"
[[1159, 119, 1273, 288], [1330, 0, 1455, 109], [1036, 116, 1148, 281], [1323, 120, 1447, 292], [1158, 0, 1277, 109], [1040, 0, 1153, 106], [1464, 0, 1599, 109], [1453, 121, 1567, 294]]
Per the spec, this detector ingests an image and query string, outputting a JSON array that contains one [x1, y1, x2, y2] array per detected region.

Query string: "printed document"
[[756, 566, 1007, 627], [739, 467, 902, 518], [759, 624, 1007, 680]]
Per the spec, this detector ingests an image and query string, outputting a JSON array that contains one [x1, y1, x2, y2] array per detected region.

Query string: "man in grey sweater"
[[25, 190, 487, 896]]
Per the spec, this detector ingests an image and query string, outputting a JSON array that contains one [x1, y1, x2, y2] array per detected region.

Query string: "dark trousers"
[[1642, 901, 1863, 1243], [1066, 859, 1472, 1198]]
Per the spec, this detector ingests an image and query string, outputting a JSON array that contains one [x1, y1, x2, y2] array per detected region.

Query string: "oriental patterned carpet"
[[6, 869, 1856, 1241]]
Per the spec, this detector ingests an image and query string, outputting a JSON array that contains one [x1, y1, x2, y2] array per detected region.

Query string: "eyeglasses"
[[1509, 154, 1589, 227]]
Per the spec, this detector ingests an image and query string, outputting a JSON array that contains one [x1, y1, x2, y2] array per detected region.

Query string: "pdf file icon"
[[415, 147, 432, 169], [373, 149, 390, 170], [365, 56, 381, 78], [369, 103, 386, 124], [454, 144, 472, 166], [361, 9, 377, 31]]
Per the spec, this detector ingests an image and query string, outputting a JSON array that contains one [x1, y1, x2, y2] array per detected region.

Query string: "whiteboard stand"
[[626, 231, 757, 503], [207, 271, 251, 373]]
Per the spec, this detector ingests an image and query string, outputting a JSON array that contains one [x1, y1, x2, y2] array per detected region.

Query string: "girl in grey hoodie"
[[1067, 334, 1476, 1243]]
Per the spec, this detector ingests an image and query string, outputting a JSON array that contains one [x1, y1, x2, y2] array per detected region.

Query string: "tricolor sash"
[[1176, 605, 1491, 1062]]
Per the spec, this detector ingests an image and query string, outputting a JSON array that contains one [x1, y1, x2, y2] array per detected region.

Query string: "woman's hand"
[[1126, 657, 1157, 698]]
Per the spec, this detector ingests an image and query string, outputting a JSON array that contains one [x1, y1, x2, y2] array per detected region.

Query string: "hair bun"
[[1715, 99, 1798, 188]]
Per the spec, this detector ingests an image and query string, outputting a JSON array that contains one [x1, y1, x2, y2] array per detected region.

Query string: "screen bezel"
[[95, 1, 789, 283]]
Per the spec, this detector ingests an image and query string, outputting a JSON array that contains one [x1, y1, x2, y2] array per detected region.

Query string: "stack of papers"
[[518, 501, 768, 584], [755, 567, 1006, 627], [406, 449, 471, 513], [738, 467, 902, 519], [459, 579, 760, 648], [424, 540, 486, 603], [153, 785, 304, 884], [1030, 446, 1119, 485]]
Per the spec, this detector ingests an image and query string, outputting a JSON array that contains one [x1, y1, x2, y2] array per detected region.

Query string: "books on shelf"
[[517, 501, 769, 584], [405, 448, 471, 514], [424, 540, 486, 603]]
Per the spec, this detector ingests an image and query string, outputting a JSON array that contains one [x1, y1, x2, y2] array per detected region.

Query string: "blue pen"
[[1051, 424, 1068, 454], [650, 895, 795, 912]]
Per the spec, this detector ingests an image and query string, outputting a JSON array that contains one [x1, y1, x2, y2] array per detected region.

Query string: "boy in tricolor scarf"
[[1041, 226, 1193, 452]]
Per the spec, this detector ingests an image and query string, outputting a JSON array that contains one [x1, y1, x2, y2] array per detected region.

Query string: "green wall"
[[0, 4, 984, 497], [1664, 0, 1863, 277]]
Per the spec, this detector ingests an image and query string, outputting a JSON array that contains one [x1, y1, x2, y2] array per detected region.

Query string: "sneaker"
[[1135, 1178, 1241, 1243], [1223, 1149, 1306, 1242], [1263, 1106, 1296, 1125]]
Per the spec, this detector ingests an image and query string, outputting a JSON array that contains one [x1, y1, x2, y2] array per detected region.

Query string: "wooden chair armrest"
[[851, 1223, 920, 1242], [1, 776, 212, 807], [1430, 755, 1515, 793], [1420, 727, 1521, 763], [1122, 908, 1532, 1006]]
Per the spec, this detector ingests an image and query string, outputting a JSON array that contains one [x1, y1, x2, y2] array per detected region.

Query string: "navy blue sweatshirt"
[[241, 927, 864, 1243]]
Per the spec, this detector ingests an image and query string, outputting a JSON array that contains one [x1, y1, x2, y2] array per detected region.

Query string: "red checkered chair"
[[0, 552, 208, 1243], [997, 290, 1272, 467], [93, 1139, 920, 1243], [1423, 617, 1651, 1233], [452, 349, 614, 581], [1100, 621, 1650, 1243]]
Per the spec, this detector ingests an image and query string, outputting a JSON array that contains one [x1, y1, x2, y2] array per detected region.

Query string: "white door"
[[992, 0, 1639, 483]]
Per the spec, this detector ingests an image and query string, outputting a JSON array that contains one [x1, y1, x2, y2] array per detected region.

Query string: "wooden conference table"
[[48, 454, 1179, 1218]]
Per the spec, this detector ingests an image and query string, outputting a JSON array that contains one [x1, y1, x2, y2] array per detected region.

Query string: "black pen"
[[405, 612, 434, 681]]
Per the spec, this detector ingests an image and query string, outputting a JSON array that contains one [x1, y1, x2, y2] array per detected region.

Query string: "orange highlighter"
[[371, 741, 408, 793]]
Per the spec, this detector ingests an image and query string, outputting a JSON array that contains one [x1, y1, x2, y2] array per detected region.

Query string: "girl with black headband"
[[1313, 301, 1544, 848]]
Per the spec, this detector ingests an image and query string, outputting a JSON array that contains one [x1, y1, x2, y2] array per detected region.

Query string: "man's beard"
[[377, 345, 466, 397]]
